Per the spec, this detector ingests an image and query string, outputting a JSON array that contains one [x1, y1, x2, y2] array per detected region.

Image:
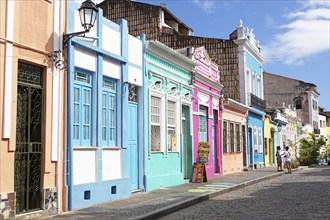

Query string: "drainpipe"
[[55, 0, 63, 213]]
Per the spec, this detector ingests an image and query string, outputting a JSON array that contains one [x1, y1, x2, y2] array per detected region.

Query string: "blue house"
[[65, 1, 143, 210], [232, 20, 266, 169]]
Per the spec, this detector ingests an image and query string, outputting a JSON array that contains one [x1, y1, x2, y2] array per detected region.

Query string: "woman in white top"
[[283, 146, 292, 174]]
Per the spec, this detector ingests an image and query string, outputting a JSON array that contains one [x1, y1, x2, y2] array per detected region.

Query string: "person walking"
[[276, 146, 283, 172], [283, 146, 292, 174]]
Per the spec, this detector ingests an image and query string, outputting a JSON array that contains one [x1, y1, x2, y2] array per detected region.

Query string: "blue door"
[[129, 102, 138, 190]]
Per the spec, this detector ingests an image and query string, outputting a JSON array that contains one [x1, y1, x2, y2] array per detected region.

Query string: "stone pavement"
[[44, 167, 303, 220]]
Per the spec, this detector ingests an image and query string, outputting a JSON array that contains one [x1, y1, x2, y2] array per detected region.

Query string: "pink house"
[[179, 47, 224, 179]]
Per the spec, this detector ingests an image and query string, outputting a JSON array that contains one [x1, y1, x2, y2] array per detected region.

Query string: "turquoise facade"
[[144, 41, 195, 191]]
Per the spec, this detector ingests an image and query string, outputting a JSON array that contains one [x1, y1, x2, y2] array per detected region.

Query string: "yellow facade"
[[264, 116, 274, 167]]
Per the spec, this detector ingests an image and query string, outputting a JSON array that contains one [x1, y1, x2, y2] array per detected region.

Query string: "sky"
[[95, 0, 330, 110]]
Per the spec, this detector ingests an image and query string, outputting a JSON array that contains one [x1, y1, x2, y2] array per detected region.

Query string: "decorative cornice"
[[195, 73, 224, 92], [145, 41, 196, 73], [234, 38, 264, 63]]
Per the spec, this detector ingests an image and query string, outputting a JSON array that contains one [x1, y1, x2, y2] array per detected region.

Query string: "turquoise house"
[[144, 41, 195, 191]]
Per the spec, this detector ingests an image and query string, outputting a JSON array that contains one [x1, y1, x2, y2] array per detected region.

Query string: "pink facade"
[[191, 47, 223, 179]]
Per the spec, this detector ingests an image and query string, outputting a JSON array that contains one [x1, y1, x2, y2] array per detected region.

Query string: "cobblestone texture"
[[161, 166, 330, 220]]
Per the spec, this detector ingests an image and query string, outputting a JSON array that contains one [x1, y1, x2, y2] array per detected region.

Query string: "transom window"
[[102, 78, 117, 146], [73, 71, 92, 146]]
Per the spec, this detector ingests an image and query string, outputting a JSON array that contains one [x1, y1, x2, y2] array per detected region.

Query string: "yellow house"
[[264, 115, 274, 167]]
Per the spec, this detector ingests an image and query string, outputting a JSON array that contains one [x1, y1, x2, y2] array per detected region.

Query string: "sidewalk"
[[45, 167, 303, 220]]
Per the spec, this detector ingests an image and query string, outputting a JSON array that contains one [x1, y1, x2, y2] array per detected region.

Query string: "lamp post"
[[63, 0, 98, 47]]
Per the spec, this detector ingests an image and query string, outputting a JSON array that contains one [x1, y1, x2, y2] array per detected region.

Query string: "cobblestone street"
[[161, 166, 330, 220]]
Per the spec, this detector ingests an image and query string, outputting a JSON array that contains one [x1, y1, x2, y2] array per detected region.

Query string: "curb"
[[136, 167, 304, 220]]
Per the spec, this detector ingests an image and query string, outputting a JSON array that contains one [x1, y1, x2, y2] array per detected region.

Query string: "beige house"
[[0, 0, 66, 218], [222, 98, 250, 174]]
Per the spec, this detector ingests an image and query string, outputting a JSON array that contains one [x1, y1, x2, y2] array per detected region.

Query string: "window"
[[257, 77, 261, 98], [312, 99, 318, 110], [252, 72, 256, 95], [295, 99, 302, 109], [102, 79, 116, 146], [258, 128, 262, 153], [236, 123, 241, 152], [198, 106, 208, 142], [253, 127, 258, 152], [150, 96, 161, 151], [73, 72, 92, 146], [223, 121, 228, 153], [230, 122, 234, 152], [167, 100, 177, 151], [264, 138, 268, 155], [246, 70, 251, 93]]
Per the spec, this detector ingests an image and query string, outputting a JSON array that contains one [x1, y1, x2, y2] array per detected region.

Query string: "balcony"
[[248, 93, 266, 112]]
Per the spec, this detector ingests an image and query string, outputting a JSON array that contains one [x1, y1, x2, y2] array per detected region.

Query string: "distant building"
[[319, 108, 330, 147], [263, 72, 320, 134], [98, 0, 240, 102]]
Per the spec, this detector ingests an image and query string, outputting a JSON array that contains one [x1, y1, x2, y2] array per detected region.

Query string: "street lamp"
[[277, 123, 282, 132], [63, 0, 99, 47]]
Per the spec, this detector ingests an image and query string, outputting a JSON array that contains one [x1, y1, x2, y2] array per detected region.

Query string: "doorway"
[[14, 63, 43, 214]]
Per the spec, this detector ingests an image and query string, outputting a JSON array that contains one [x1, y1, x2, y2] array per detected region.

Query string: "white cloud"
[[192, 0, 216, 14], [263, 0, 330, 65]]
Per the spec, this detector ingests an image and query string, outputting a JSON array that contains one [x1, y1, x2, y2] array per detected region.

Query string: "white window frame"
[[167, 94, 180, 152], [258, 128, 263, 153], [254, 127, 258, 152], [257, 76, 261, 98], [252, 71, 256, 95], [150, 90, 165, 152], [246, 69, 251, 93]]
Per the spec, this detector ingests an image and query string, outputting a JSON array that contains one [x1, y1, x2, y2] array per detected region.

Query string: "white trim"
[[150, 91, 165, 153], [195, 73, 223, 92], [3, 43, 13, 139], [3, 1, 15, 138], [6, 0, 15, 41], [146, 41, 196, 73], [195, 84, 222, 98], [147, 60, 192, 84], [197, 92, 210, 106]]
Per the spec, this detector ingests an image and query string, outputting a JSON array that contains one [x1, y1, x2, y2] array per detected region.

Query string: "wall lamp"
[[277, 123, 282, 132], [63, 0, 99, 47]]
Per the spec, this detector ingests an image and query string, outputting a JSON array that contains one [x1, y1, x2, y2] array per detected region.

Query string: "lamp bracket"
[[63, 30, 89, 47]]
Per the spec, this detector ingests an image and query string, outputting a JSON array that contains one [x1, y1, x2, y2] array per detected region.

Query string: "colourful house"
[[191, 47, 222, 177], [0, 0, 64, 218], [144, 41, 195, 191], [178, 47, 223, 178], [65, 1, 143, 210], [233, 20, 266, 169], [222, 99, 249, 174], [264, 115, 274, 167]]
